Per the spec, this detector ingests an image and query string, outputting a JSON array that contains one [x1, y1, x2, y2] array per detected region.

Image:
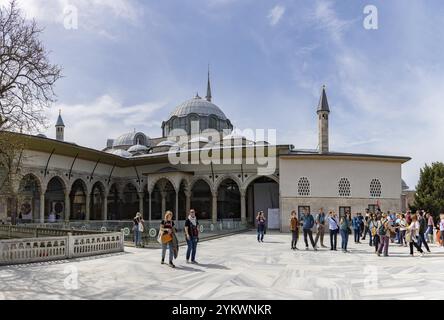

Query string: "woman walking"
[[426, 212, 434, 244], [160, 211, 176, 268], [406, 214, 425, 257], [369, 214, 380, 252], [185, 209, 199, 264], [290, 210, 299, 250], [340, 212, 352, 253], [256, 211, 266, 243], [328, 211, 339, 251]]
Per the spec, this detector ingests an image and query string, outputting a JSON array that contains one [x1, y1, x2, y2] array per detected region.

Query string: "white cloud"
[[0, 0, 142, 36], [43, 95, 167, 149], [268, 5, 285, 26], [311, 0, 353, 42]]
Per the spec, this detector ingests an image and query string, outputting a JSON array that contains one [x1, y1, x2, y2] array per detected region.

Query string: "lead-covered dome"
[[170, 96, 227, 120], [162, 94, 233, 137]]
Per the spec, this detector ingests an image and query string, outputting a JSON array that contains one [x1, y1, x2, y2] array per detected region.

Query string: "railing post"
[[67, 233, 74, 259], [121, 229, 125, 251]]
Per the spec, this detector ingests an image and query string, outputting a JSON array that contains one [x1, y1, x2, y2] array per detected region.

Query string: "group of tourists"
[[284, 208, 444, 256], [133, 209, 200, 268]]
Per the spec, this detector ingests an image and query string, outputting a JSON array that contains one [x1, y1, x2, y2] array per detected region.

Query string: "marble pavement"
[[1, 231, 444, 300]]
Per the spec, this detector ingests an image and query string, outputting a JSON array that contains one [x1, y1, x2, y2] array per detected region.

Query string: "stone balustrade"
[[0, 231, 124, 266], [0, 224, 102, 240]]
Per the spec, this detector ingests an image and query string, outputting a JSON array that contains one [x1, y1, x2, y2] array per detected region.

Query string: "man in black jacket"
[[417, 211, 431, 253]]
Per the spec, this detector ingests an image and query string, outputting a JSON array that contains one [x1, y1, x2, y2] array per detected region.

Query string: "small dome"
[[113, 132, 150, 148], [128, 144, 149, 154], [170, 96, 227, 120], [107, 149, 132, 158], [223, 131, 245, 140], [36, 134, 47, 138]]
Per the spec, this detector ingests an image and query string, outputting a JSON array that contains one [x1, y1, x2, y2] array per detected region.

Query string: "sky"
[[2, 0, 444, 189]]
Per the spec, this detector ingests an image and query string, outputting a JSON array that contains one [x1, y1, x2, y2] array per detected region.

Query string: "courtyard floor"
[[1, 231, 444, 300]]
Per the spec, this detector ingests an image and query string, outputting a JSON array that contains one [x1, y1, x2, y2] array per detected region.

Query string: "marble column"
[[64, 192, 70, 222], [148, 192, 152, 222], [40, 193, 45, 223], [138, 192, 144, 217], [241, 192, 246, 224], [161, 192, 166, 216], [175, 191, 179, 225], [85, 193, 91, 221], [212, 193, 218, 224], [185, 191, 191, 214], [102, 192, 108, 221]]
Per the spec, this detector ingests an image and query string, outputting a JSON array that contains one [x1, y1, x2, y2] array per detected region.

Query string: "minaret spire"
[[317, 85, 330, 154], [206, 65, 212, 102], [55, 109, 65, 142]]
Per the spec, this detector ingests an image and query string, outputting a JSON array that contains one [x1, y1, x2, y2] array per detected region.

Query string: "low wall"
[[0, 231, 124, 266]]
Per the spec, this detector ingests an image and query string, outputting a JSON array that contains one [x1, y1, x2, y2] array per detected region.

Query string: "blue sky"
[[5, 0, 444, 189]]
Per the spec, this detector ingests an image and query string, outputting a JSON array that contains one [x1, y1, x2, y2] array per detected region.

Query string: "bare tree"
[[0, 0, 62, 132], [1, 0, 62, 223]]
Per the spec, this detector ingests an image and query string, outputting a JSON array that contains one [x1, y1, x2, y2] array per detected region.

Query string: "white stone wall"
[[278, 157, 404, 231]]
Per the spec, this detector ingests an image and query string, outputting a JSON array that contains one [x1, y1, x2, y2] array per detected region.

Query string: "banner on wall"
[[267, 208, 280, 230], [19, 198, 33, 220]]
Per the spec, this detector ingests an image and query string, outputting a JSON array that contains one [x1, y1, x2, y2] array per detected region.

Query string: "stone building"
[[0, 74, 411, 231]]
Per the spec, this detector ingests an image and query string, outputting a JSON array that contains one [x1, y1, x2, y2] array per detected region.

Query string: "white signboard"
[[267, 208, 280, 230]]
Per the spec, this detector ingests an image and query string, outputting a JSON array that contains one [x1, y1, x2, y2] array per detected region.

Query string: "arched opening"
[[151, 179, 176, 220], [178, 180, 187, 220], [217, 179, 240, 220], [70, 179, 87, 221], [121, 183, 139, 220], [45, 177, 66, 222], [90, 182, 105, 221], [107, 184, 121, 220], [18, 174, 41, 223], [191, 180, 212, 220], [245, 176, 279, 227]]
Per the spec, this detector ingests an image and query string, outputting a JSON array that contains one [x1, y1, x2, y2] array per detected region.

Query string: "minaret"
[[317, 85, 330, 154], [206, 66, 212, 102], [55, 109, 65, 141]]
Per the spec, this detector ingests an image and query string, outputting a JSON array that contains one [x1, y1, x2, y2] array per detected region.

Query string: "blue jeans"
[[134, 229, 141, 246], [162, 241, 173, 263], [340, 229, 349, 250], [417, 233, 430, 252], [186, 236, 198, 262], [353, 228, 360, 242], [257, 227, 264, 241]]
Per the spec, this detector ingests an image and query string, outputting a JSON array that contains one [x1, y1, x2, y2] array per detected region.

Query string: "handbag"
[[405, 230, 412, 243], [161, 233, 173, 244]]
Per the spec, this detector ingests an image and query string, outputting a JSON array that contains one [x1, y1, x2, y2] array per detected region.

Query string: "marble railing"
[[0, 225, 101, 239], [0, 231, 124, 266]]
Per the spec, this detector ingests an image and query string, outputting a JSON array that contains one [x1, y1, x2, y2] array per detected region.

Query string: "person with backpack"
[[314, 208, 327, 248], [328, 211, 339, 251], [290, 210, 299, 250], [301, 209, 317, 251], [185, 209, 199, 264], [417, 211, 431, 253], [256, 211, 266, 243], [340, 212, 352, 253], [377, 213, 395, 257], [352, 213, 361, 244], [406, 214, 425, 257]]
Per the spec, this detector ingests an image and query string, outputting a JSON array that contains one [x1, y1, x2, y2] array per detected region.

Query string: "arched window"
[[370, 179, 382, 198], [338, 178, 351, 197], [209, 116, 218, 130], [298, 177, 310, 196]]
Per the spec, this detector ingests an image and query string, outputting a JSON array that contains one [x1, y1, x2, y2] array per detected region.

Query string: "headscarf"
[[188, 214, 197, 226]]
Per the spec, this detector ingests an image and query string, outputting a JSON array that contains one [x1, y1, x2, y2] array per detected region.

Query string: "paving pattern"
[[1, 231, 444, 300]]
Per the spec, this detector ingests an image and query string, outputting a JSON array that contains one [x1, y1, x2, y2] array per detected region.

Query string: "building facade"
[[0, 75, 410, 231]]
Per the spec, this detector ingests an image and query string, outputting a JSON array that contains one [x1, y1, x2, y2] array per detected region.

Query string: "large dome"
[[170, 96, 227, 120]]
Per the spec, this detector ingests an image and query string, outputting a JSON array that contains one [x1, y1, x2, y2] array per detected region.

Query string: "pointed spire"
[[195, 92, 201, 99], [317, 85, 330, 113], [56, 109, 65, 127], [206, 64, 212, 102]]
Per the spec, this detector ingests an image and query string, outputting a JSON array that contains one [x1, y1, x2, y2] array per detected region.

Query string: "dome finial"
[[206, 64, 212, 102], [195, 92, 201, 99]]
